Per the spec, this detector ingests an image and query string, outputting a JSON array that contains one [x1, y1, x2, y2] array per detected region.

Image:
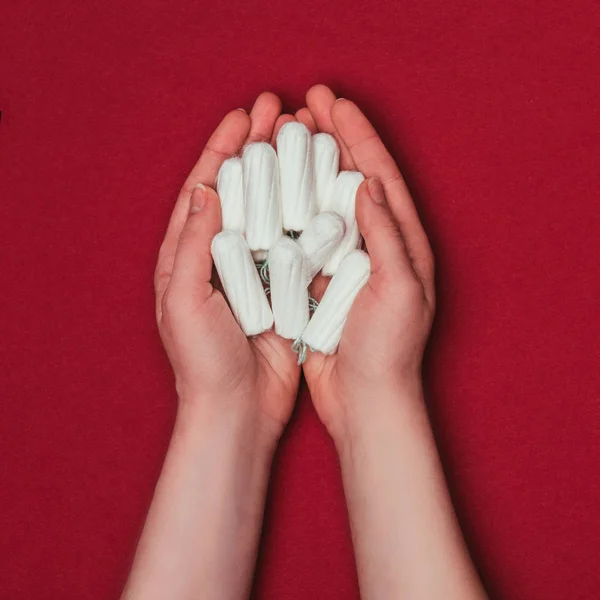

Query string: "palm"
[[184, 289, 299, 427], [209, 272, 299, 418]]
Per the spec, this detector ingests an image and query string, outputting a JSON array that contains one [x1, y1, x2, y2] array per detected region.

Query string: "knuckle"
[[385, 271, 422, 301], [381, 220, 403, 238], [382, 171, 403, 186], [363, 219, 401, 240], [154, 263, 170, 291], [414, 246, 435, 290], [154, 245, 175, 284], [245, 133, 270, 145], [160, 289, 181, 320], [405, 277, 424, 301]]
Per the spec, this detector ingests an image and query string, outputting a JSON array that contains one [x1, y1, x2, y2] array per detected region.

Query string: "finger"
[[271, 114, 296, 145], [154, 109, 250, 316], [167, 185, 222, 308], [246, 91, 282, 144], [331, 99, 434, 304], [295, 107, 317, 133], [305, 84, 356, 170], [355, 178, 415, 285], [182, 109, 250, 193]]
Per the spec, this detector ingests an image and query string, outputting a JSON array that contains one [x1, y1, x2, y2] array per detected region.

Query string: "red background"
[[1, 0, 599, 598]]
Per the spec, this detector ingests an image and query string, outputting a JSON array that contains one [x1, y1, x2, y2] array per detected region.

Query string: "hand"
[[302, 85, 436, 444], [154, 92, 300, 440]]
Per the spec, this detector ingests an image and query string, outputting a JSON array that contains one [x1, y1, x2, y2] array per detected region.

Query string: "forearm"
[[122, 400, 277, 600], [336, 382, 487, 600]]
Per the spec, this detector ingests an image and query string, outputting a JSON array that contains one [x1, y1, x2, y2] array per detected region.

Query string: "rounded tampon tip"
[[340, 248, 371, 273], [277, 120, 311, 138], [335, 169, 365, 191], [243, 140, 276, 159], [216, 157, 245, 234], [312, 211, 345, 238], [312, 132, 338, 151], [269, 235, 301, 261], [216, 157, 241, 187], [211, 229, 244, 254]]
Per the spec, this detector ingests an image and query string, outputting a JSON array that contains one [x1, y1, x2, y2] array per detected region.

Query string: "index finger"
[[331, 99, 434, 302], [306, 84, 356, 170], [181, 108, 251, 195], [155, 109, 250, 311]]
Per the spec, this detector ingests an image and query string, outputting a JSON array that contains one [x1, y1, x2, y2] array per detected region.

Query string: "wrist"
[[331, 377, 428, 458], [174, 393, 282, 459]]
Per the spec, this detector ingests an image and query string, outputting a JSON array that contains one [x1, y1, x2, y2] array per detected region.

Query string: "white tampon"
[[297, 212, 345, 281], [322, 171, 365, 276], [216, 157, 245, 234], [268, 237, 309, 340], [312, 133, 339, 212], [276, 122, 316, 231], [211, 231, 273, 336], [302, 250, 371, 354], [242, 142, 283, 261]]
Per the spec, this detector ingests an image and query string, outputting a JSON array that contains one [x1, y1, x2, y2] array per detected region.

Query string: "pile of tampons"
[[212, 122, 371, 359]]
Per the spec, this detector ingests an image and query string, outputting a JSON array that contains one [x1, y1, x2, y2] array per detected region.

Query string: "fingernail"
[[236, 107, 247, 114], [190, 183, 207, 214], [367, 177, 386, 205], [334, 97, 346, 103]]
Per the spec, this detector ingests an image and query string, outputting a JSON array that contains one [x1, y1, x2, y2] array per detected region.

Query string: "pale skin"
[[122, 86, 488, 600]]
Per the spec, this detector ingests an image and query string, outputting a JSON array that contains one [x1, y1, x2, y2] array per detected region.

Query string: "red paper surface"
[[1, 1, 599, 598]]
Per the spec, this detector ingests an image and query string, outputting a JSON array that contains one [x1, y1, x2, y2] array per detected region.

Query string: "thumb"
[[169, 184, 222, 303], [355, 177, 415, 284]]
